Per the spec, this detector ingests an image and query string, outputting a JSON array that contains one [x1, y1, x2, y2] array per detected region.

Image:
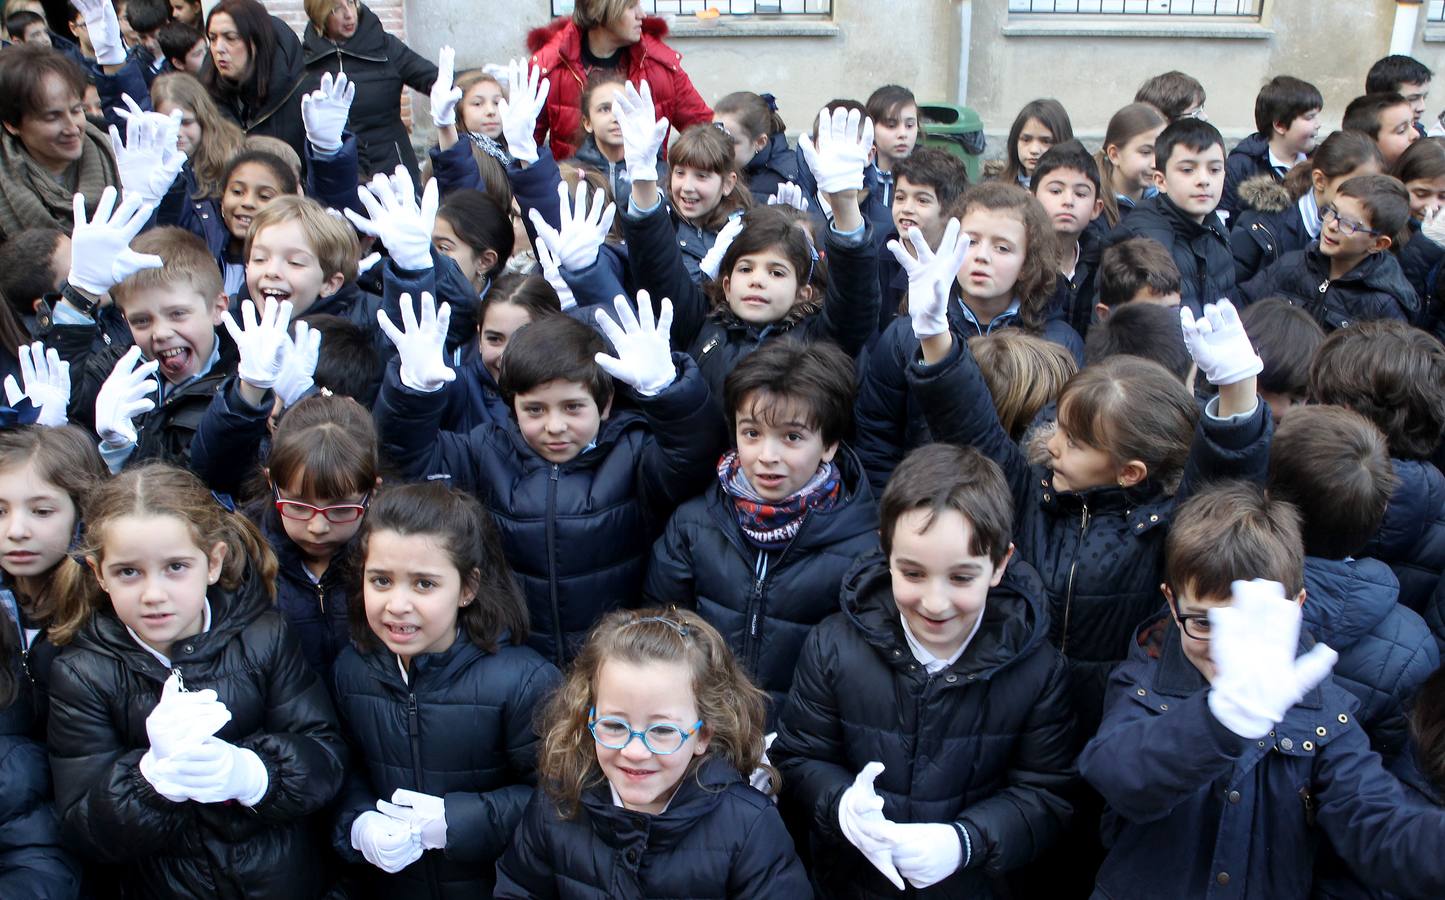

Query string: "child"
[[332, 481, 561, 896], [494, 608, 810, 898], [1105, 117, 1234, 313], [456, 68, 507, 148], [1268, 404, 1437, 761], [1219, 76, 1323, 221], [1094, 102, 1167, 227], [218, 150, 300, 294], [1239, 297, 1324, 423], [715, 90, 801, 205], [1344, 92, 1420, 167], [1082, 301, 1193, 385], [1309, 320, 1445, 614], [47, 464, 346, 899], [0, 227, 69, 323], [1079, 481, 1445, 899], [1094, 236, 1183, 322], [1368, 54, 1435, 135], [6, 9, 50, 45], [877, 147, 969, 331], [373, 293, 726, 667], [244, 195, 361, 318], [972, 331, 1077, 443], [1389, 137, 1445, 302], [644, 341, 879, 719], [770, 443, 1076, 897], [576, 68, 630, 202], [1240, 174, 1418, 328], [639, 122, 750, 284], [432, 189, 515, 297], [1230, 130, 1382, 284], [1030, 140, 1104, 337], [1134, 70, 1207, 121], [150, 72, 247, 256], [157, 20, 207, 73], [864, 84, 921, 219], [991, 98, 1072, 188]]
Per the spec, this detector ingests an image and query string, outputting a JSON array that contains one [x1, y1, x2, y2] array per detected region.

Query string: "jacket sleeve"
[[93, 56, 151, 132], [1229, 219, 1269, 286], [386, 33, 438, 94], [770, 624, 856, 843], [1370, 621, 1440, 762], [801, 224, 882, 358], [506, 147, 563, 249], [725, 800, 813, 900], [187, 376, 271, 496], [619, 198, 708, 352], [442, 658, 561, 864], [304, 133, 364, 220], [633, 354, 728, 522], [852, 319, 913, 495], [1175, 395, 1271, 505], [0, 737, 81, 900], [1236, 254, 1286, 307], [372, 360, 493, 494], [380, 250, 479, 356], [560, 244, 631, 312], [491, 792, 561, 899], [1400, 231, 1445, 309], [643, 511, 699, 609]]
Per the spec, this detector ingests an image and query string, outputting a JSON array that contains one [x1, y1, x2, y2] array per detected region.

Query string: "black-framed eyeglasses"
[[273, 487, 371, 524], [587, 706, 703, 755], [1173, 610, 1213, 641], [1321, 205, 1380, 237]]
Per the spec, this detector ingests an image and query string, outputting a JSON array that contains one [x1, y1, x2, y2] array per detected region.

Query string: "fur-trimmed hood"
[[1237, 174, 1293, 215]]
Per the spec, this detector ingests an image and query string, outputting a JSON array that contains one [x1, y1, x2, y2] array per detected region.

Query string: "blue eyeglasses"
[[587, 706, 703, 755]]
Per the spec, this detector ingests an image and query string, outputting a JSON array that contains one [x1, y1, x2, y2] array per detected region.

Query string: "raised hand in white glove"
[[223, 297, 293, 391], [345, 166, 439, 271], [767, 181, 809, 212], [800, 106, 875, 194], [302, 71, 355, 154], [138, 671, 233, 801], [1422, 206, 1445, 248], [699, 215, 745, 281], [67, 187, 164, 296], [535, 240, 577, 311], [882, 821, 963, 889], [1179, 299, 1263, 387], [4, 342, 70, 427], [499, 57, 549, 165], [110, 97, 187, 205], [274, 320, 322, 408], [72, 0, 126, 65], [529, 180, 616, 272], [594, 291, 675, 396], [94, 346, 159, 447], [888, 218, 971, 340], [376, 788, 448, 851], [1206, 579, 1339, 740], [614, 80, 670, 184], [378, 292, 455, 392], [351, 810, 424, 874], [429, 46, 463, 129], [151, 736, 269, 805], [838, 762, 905, 890]]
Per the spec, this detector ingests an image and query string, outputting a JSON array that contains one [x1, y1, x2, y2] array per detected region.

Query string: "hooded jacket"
[[741, 131, 802, 205], [200, 15, 310, 163], [1368, 458, 1445, 615], [1105, 192, 1236, 314], [1239, 242, 1419, 330], [1220, 132, 1280, 222], [1229, 174, 1311, 284]]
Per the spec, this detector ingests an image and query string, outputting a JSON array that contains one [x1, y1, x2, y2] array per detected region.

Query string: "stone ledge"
[[1001, 18, 1272, 40], [1425, 23, 1445, 42], [666, 17, 840, 38]]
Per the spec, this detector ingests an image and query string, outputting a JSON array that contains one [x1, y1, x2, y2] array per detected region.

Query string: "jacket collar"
[[302, 4, 386, 61], [581, 756, 739, 851]]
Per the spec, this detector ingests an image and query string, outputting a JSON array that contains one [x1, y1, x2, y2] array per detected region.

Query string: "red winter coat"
[[527, 16, 713, 161]]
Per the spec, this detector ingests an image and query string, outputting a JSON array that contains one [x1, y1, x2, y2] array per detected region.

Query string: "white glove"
[[73, 0, 125, 65], [274, 320, 322, 408], [1179, 299, 1263, 387], [800, 107, 875, 194], [529, 181, 615, 271], [499, 57, 549, 166], [358, 251, 383, 275], [767, 181, 809, 212], [699, 215, 745, 281], [94, 346, 159, 447], [150, 736, 269, 805], [302, 71, 354, 154], [67, 187, 163, 295], [838, 762, 905, 890], [748, 732, 777, 796], [593, 291, 675, 396], [429, 46, 462, 129], [138, 672, 233, 801], [1422, 206, 1445, 248], [351, 810, 424, 874], [614, 80, 670, 184], [535, 240, 577, 311], [376, 788, 448, 851], [882, 821, 963, 890], [1207, 579, 1339, 740], [346, 166, 439, 271], [222, 297, 293, 391], [378, 292, 455, 392], [110, 97, 187, 205], [888, 218, 971, 340], [4, 342, 70, 427]]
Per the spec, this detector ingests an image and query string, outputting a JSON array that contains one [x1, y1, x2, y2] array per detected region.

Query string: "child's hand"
[[881, 822, 964, 889], [837, 762, 905, 890], [529, 180, 615, 272], [767, 182, 809, 212], [223, 297, 294, 391], [593, 291, 675, 396], [93, 346, 158, 447], [72, 0, 125, 64], [351, 809, 423, 873], [376, 788, 448, 851], [535, 241, 578, 311], [614, 80, 670, 184], [1206, 579, 1339, 740], [151, 736, 269, 806], [429, 46, 463, 129], [800, 106, 875, 195], [888, 219, 970, 340], [1179, 299, 1262, 386], [68, 187, 164, 296], [499, 57, 549, 166], [110, 98, 188, 208], [274, 320, 322, 409], [378, 292, 455, 392], [3, 342, 70, 427], [301, 71, 355, 154], [698, 215, 745, 281], [346, 166, 439, 271], [1422, 206, 1445, 248]]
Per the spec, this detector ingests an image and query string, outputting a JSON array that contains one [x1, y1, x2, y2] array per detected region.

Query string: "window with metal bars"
[[550, 0, 832, 15], [1007, 0, 1261, 15], [1429, 0, 1445, 23]]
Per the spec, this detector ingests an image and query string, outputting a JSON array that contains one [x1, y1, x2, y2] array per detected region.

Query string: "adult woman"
[[301, 0, 436, 180], [201, 0, 308, 161], [527, 0, 711, 161], [0, 46, 118, 243]]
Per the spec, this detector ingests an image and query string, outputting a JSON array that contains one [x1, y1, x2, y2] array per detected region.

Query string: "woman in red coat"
[[527, 0, 712, 161]]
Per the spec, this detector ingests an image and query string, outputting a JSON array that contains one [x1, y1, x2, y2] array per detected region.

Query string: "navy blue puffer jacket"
[[1229, 174, 1311, 284], [1104, 193, 1235, 314], [1239, 242, 1419, 330], [1367, 458, 1445, 616], [1220, 132, 1278, 223], [741, 131, 802, 205]]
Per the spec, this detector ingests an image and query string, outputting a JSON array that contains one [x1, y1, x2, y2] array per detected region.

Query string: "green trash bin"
[[919, 103, 986, 183]]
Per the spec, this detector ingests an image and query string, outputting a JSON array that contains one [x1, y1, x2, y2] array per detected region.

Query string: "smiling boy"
[[1220, 76, 1323, 221]]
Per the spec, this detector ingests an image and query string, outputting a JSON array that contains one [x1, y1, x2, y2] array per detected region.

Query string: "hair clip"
[[760, 92, 778, 113], [630, 614, 690, 637], [712, 120, 733, 138]]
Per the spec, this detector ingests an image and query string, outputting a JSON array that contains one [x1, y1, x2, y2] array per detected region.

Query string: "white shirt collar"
[[1268, 147, 1305, 173], [126, 598, 213, 669], [900, 609, 985, 674]]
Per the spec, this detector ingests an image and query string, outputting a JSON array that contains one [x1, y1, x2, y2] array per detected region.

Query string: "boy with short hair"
[[771, 442, 1075, 898], [1030, 140, 1105, 337], [374, 293, 727, 667], [1343, 92, 1420, 166], [645, 339, 879, 719], [1241, 174, 1418, 328], [1094, 236, 1182, 321], [1134, 70, 1207, 121], [6, 9, 51, 45], [1220, 76, 1323, 221], [1082, 301, 1191, 384], [157, 20, 206, 74], [1367, 54, 1434, 135], [1105, 118, 1234, 313], [1238, 297, 1324, 423], [876, 147, 969, 332]]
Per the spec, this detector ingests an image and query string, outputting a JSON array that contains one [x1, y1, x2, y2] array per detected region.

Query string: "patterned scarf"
[[465, 131, 512, 167], [717, 450, 842, 549], [0, 123, 117, 241]]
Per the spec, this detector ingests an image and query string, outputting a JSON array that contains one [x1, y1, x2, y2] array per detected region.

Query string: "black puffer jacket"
[[771, 553, 1077, 899], [301, 4, 437, 179], [1370, 458, 1445, 618], [644, 447, 879, 716], [1220, 132, 1278, 222], [200, 15, 309, 162], [373, 354, 726, 667], [1105, 192, 1236, 314], [0, 656, 79, 899], [1230, 174, 1311, 284], [1240, 242, 1419, 330], [494, 756, 810, 899], [329, 633, 559, 899], [261, 511, 356, 677], [46, 570, 347, 899]]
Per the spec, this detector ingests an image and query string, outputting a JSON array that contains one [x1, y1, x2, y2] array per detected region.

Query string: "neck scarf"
[[717, 450, 842, 549], [0, 123, 117, 241], [465, 130, 512, 167]]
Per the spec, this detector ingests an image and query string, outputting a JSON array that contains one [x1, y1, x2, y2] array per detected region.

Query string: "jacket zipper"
[[405, 690, 441, 898], [315, 580, 326, 616], [545, 465, 563, 668], [742, 552, 770, 671], [1059, 502, 1091, 657]]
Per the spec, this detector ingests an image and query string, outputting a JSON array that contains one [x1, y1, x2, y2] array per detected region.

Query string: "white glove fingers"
[[1292, 643, 1339, 693], [376, 309, 405, 348], [633, 289, 656, 333], [592, 306, 628, 351], [655, 298, 674, 341]]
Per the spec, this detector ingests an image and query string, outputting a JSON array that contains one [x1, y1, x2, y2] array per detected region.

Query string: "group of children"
[[5, 1, 1445, 896]]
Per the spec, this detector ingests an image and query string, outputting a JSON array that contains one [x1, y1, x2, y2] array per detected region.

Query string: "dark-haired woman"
[[201, 0, 309, 161]]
